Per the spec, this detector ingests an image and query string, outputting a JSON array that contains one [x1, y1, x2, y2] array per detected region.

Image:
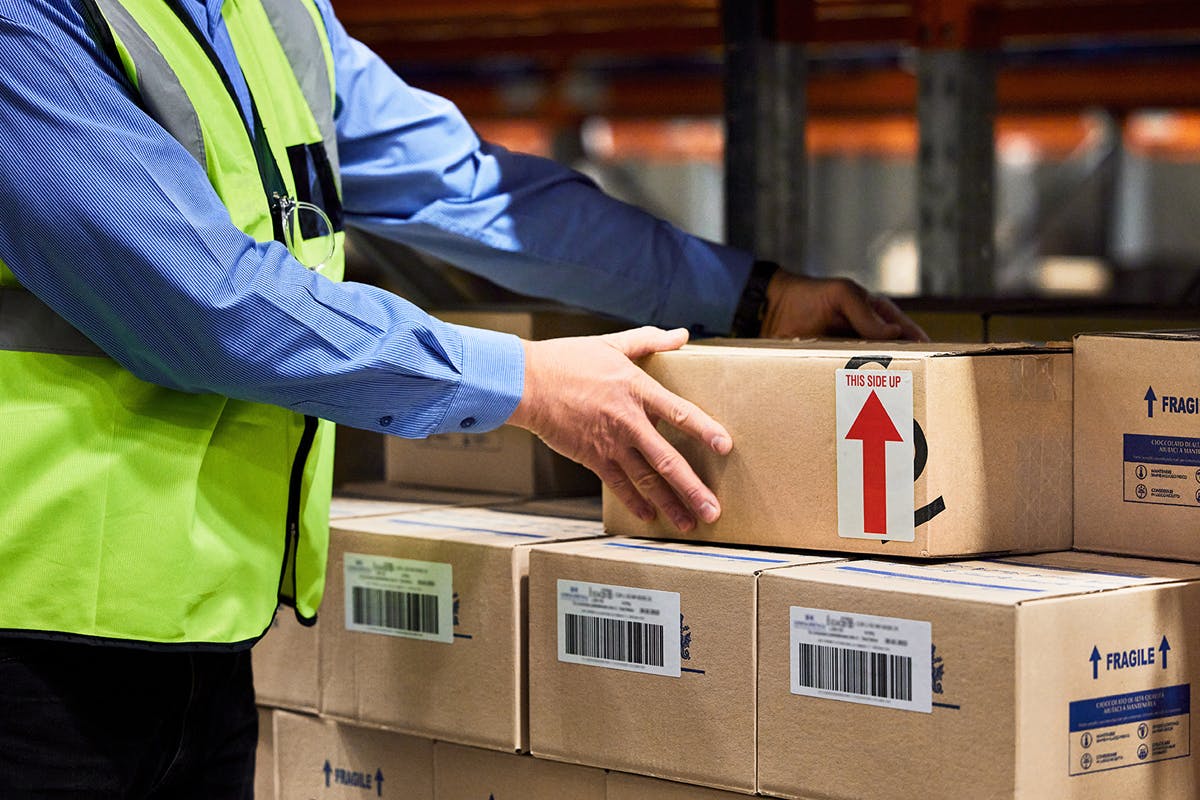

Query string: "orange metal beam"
[[411, 58, 1200, 120]]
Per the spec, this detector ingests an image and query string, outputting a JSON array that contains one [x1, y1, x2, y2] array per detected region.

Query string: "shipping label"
[[343, 553, 454, 644], [1123, 434, 1200, 508], [1069, 684, 1191, 776], [556, 579, 681, 677], [790, 607, 932, 713], [835, 369, 915, 542]]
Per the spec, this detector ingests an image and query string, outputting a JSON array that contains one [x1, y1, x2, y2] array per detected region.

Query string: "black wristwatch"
[[730, 260, 778, 338]]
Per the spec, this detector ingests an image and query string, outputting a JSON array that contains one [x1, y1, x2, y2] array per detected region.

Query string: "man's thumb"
[[608, 326, 690, 359]]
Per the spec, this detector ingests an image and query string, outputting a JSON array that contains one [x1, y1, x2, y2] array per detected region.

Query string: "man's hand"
[[761, 271, 929, 341], [508, 326, 731, 532]]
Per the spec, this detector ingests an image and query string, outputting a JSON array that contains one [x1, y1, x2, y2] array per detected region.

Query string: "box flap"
[[690, 339, 1069, 358], [1076, 329, 1200, 343], [333, 506, 602, 546], [766, 556, 1197, 605]]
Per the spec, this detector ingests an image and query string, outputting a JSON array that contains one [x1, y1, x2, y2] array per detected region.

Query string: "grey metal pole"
[[917, 49, 996, 296], [722, 0, 807, 272]]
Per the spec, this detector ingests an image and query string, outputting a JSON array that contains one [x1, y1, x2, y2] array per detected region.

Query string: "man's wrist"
[[730, 259, 779, 338]]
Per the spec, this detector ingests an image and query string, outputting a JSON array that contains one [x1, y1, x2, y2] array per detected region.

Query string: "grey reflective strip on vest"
[[0, 290, 108, 358], [89, 0, 208, 172], [258, 0, 340, 178]]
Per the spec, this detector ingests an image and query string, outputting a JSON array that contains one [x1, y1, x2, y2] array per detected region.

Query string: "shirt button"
[[460, 417, 476, 429], [378, 415, 393, 427]]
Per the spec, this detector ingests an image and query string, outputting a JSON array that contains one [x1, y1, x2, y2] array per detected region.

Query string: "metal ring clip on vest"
[[275, 193, 335, 273]]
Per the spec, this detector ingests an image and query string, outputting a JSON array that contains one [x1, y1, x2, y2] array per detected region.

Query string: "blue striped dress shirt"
[[0, 0, 752, 437]]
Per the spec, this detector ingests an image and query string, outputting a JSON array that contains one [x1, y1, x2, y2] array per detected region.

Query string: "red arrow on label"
[[845, 390, 904, 535]]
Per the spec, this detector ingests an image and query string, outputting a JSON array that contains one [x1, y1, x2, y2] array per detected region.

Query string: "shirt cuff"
[[431, 323, 526, 434]]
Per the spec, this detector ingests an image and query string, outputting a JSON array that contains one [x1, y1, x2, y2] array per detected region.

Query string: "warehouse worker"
[[0, 0, 924, 795]]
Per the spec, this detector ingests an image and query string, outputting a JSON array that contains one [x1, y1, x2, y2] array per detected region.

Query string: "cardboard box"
[[332, 483, 514, 512], [321, 506, 603, 751], [255, 492, 506, 713], [255, 708, 275, 800], [434, 742, 606, 800], [528, 537, 834, 792], [272, 711, 434, 800], [604, 341, 1073, 557], [757, 552, 1200, 799], [386, 308, 622, 496], [607, 772, 755, 799], [989, 311, 1200, 344], [1075, 331, 1200, 560], [488, 494, 603, 521]]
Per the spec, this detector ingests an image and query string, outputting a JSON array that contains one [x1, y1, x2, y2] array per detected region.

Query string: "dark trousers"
[[0, 637, 257, 799]]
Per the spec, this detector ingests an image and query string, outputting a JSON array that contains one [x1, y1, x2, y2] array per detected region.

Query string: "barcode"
[[351, 586, 439, 635], [563, 613, 664, 667], [796, 642, 912, 701]]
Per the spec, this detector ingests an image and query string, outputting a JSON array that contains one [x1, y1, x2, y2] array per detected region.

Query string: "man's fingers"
[[606, 326, 690, 360], [594, 460, 656, 523], [631, 422, 721, 526], [831, 281, 903, 340], [616, 448, 697, 532], [642, 381, 732, 455], [871, 295, 930, 342]]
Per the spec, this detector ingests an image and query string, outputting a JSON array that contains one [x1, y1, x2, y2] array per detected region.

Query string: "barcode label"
[[344, 553, 453, 643], [795, 642, 912, 701], [351, 586, 440, 635], [790, 606, 931, 713], [557, 580, 681, 677], [563, 613, 665, 667]]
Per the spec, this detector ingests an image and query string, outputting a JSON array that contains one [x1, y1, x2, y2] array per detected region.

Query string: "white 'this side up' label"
[[836, 369, 915, 542]]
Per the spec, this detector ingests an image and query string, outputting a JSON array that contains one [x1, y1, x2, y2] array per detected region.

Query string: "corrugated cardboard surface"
[[490, 494, 603, 521], [607, 771, 756, 799], [386, 308, 620, 496], [321, 507, 602, 751], [254, 708, 274, 800], [272, 711, 434, 800], [1075, 331, 1200, 560], [333, 483, 515, 509], [434, 742, 606, 800], [604, 341, 1073, 557], [758, 552, 1200, 799], [254, 493, 506, 714], [529, 537, 833, 793], [253, 613, 322, 714]]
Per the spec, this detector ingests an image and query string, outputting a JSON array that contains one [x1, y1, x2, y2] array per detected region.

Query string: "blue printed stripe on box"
[[1123, 434, 1200, 468], [1069, 684, 1190, 732]]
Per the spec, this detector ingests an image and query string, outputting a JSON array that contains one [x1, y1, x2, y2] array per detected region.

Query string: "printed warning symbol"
[[836, 369, 915, 541]]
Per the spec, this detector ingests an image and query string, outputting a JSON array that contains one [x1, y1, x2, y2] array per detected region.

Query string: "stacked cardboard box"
[[757, 552, 1200, 799], [268, 710, 435, 800], [319, 505, 603, 751], [1074, 331, 1200, 561], [254, 491, 516, 714], [605, 341, 1074, 558], [528, 537, 834, 792]]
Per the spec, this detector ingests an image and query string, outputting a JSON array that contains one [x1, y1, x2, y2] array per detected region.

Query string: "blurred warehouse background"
[[330, 0, 1200, 309]]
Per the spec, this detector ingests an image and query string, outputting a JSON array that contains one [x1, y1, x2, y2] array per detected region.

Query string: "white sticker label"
[[790, 606, 932, 713], [557, 579, 681, 677], [344, 553, 454, 644], [836, 369, 915, 541]]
